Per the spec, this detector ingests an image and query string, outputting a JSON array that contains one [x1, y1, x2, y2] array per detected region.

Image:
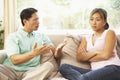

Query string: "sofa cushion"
[[116, 35, 120, 58], [48, 34, 65, 47], [41, 50, 58, 78], [0, 50, 7, 64], [61, 34, 90, 69], [62, 34, 81, 58]]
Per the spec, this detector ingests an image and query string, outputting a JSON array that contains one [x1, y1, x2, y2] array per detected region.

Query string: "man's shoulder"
[[33, 31, 47, 37], [7, 32, 18, 38]]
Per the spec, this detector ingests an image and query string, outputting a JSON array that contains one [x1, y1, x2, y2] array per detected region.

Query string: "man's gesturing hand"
[[32, 43, 51, 56]]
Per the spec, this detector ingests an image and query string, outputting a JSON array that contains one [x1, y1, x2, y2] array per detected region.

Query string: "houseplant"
[[0, 20, 4, 49]]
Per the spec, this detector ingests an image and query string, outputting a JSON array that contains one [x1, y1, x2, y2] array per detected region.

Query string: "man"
[[0, 8, 66, 80]]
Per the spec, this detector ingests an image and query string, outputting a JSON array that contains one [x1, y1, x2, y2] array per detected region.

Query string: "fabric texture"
[[59, 64, 120, 80], [0, 50, 7, 63], [22, 62, 54, 80], [61, 34, 90, 69], [116, 35, 120, 58], [41, 50, 58, 79], [51, 77, 68, 80], [0, 64, 24, 80]]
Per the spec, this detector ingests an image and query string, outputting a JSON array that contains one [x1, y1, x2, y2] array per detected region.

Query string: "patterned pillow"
[[61, 34, 90, 69], [41, 50, 58, 78], [116, 35, 120, 58]]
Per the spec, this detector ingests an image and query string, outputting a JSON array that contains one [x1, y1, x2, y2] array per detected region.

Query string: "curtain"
[[4, 0, 17, 39]]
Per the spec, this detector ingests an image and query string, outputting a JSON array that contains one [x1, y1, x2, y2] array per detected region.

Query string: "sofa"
[[0, 33, 120, 80]]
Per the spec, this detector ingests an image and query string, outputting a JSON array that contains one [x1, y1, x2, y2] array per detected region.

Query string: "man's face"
[[24, 12, 39, 32]]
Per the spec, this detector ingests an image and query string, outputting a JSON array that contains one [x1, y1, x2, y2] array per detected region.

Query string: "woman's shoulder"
[[106, 29, 116, 36], [105, 29, 116, 41], [107, 29, 115, 33]]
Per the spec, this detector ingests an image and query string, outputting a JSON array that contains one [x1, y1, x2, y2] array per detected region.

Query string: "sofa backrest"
[[47, 34, 66, 47], [0, 34, 120, 64], [116, 35, 120, 58], [48, 34, 120, 59]]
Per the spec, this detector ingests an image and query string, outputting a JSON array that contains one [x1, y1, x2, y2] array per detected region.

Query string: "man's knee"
[[0, 72, 9, 80], [44, 62, 54, 71]]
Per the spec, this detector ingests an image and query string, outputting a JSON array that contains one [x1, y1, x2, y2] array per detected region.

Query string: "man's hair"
[[20, 8, 38, 26]]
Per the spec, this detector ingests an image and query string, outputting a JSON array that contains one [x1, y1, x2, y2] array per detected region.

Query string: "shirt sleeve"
[[5, 33, 20, 57], [41, 34, 54, 46]]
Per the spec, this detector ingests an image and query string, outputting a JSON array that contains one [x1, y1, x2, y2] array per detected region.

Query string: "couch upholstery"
[[0, 50, 6, 63], [0, 34, 120, 79]]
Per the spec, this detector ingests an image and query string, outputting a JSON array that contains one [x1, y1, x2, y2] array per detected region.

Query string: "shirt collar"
[[18, 28, 34, 37]]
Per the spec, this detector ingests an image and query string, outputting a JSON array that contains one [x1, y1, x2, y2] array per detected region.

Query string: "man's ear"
[[23, 19, 27, 25]]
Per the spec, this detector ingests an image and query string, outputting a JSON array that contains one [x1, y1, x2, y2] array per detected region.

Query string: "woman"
[[59, 8, 120, 80]]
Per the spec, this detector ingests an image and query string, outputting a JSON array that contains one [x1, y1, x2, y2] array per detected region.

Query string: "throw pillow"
[[0, 50, 7, 63], [41, 50, 58, 78], [61, 34, 90, 69], [116, 35, 120, 58]]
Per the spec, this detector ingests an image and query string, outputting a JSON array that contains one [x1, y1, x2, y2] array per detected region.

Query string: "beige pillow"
[[61, 34, 90, 69], [41, 50, 58, 78], [62, 34, 81, 58], [116, 35, 120, 58], [0, 50, 7, 64]]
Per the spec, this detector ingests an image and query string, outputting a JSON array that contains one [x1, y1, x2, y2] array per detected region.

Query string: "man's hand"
[[32, 43, 51, 56]]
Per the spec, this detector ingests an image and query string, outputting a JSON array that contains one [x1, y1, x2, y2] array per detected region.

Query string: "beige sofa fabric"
[[116, 35, 120, 58], [48, 34, 65, 47], [41, 50, 58, 79], [61, 34, 90, 69], [0, 50, 6, 63]]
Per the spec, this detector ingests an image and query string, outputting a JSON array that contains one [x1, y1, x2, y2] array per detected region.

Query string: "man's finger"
[[33, 42, 37, 49]]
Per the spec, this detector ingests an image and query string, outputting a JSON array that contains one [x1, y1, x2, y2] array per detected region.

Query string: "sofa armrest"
[[0, 50, 7, 64]]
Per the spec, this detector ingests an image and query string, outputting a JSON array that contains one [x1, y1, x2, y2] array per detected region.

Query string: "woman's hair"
[[20, 8, 38, 26], [90, 8, 109, 30]]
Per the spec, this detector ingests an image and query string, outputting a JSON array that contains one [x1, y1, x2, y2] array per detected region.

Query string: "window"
[[17, 0, 120, 34], [0, 0, 3, 29], [0, 0, 4, 49]]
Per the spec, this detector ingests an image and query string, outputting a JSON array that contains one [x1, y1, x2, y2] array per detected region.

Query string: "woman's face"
[[89, 12, 106, 31]]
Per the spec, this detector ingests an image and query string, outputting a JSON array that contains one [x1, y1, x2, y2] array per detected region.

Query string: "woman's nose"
[[92, 20, 96, 25]]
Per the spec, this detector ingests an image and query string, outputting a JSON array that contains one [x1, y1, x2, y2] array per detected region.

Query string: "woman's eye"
[[96, 19, 101, 21]]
